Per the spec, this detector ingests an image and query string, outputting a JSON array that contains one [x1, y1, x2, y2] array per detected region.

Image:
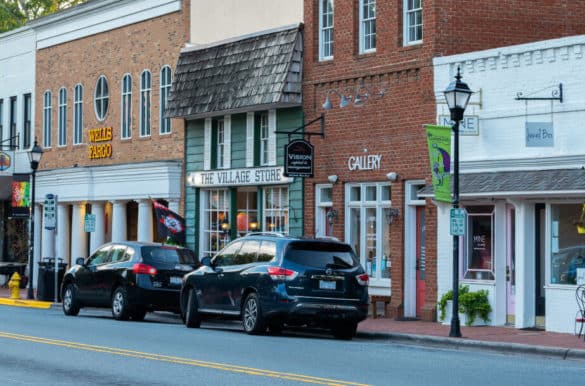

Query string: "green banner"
[[425, 125, 452, 203]]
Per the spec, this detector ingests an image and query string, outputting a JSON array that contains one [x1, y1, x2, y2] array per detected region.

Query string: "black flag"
[[152, 200, 186, 245]]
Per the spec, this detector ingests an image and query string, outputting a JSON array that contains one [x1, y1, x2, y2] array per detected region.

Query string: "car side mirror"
[[76, 257, 85, 266], [201, 256, 212, 267]]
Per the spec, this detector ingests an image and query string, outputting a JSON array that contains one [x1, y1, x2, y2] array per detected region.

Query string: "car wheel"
[[62, 283, 80, 316], [242, 292, 266, 335], [185, 288, 201, 328], [332, 322, 357, 340], [111, 287, 130, 321], [130, 307, 147, 322]]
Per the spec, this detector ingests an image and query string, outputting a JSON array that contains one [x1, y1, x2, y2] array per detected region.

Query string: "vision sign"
[[284, 139, 314, 178]]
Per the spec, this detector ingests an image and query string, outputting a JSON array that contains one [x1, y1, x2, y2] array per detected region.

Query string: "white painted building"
[[433, 35, 585, 333]]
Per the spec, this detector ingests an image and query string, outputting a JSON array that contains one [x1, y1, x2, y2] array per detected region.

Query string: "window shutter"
[[246, 112, 254, 167], [268, 109, 276, 165], [224, 115, 231, 169], [204, 118, 211, 170]]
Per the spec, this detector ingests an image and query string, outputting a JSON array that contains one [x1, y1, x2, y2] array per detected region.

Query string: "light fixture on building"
[[385, 208, 399, 225], [322, 84, 386, 110], [327, 175, 339, 184], [443, 66, 473, 338], [220, 219, 230, 234], [249, 218, 259, 231], [386, 172, 399, 182], [27, 140, 43, 300]]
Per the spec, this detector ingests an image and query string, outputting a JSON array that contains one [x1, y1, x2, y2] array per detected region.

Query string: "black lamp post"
[[443, 67, 472, 338], [27, 140, 43, 300]]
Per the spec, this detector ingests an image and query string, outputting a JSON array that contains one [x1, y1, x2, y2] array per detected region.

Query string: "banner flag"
[[11, 173, 31, 218], [152, 200, 186, 245], [425, 125, 452, 203]]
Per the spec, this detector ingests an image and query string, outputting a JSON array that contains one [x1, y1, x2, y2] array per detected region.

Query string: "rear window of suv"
[[284, 241, 359, 269], [142, 246, 197, 265]]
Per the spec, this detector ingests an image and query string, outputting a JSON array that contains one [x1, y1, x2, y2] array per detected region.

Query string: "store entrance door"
[[535, 203, 546, 328], [416, 207, 426, 317], [506, 205, 516, 325]]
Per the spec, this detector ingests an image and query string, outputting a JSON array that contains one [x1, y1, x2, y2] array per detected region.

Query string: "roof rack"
[[244, 232, 288, 238]]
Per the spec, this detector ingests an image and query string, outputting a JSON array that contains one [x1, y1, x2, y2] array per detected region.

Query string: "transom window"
[[160, 65, 172, 135], [359, 0, 376, 53], [58, 87, 67, 146], [404, 0, 423, 45], [463, 206, 495, 281], [94, 76, 109, 121], [121, 74, 132, 139], [43, 91, 52, 148], [264, 186, 289, 234], [73, 85, 83, 145], [319, 0, 334, 60], [140, 70, 151, 137]]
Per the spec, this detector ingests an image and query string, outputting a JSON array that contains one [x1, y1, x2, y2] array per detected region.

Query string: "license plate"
[[170, 276, 182, 285], [319, 280, 336, 290]]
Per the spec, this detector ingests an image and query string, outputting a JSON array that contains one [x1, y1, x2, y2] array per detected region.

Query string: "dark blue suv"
[[180, 234, 369, 339]]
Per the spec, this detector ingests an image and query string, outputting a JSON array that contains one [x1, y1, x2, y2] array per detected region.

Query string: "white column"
[[71, 203, 88, 260], [56, 204, 71, 266], [168, 199, 180, 214], [34, 204, 42, 290], [111, 201, 127, 242], [90, 202, 106, 252], [138, 199, 153, 242]]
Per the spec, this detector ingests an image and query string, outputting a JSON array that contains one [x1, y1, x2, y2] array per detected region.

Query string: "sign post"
[[84, 214, 96, 233], [450, 208, 466, 236], [44, 194, 57, 230]]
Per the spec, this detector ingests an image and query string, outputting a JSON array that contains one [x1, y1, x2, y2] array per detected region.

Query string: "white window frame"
[[58, 87, 67, 147], [43, 90, 52, 148], [319, 0, 334, 61], [264, 186, 289, 235], [315, 184, 333, 237], [121, 74, 132, 139], [463, 206, 495, 281], [73, 84, 83, 145], [140, 70, 152, 137], [359, 0, 376, 54], [403, 0, 423, 45], [23, 93, 32, 149], [216, 118, 225, 169], [0, 99, 3, 145], [9, 96, 17, 149], [160, 65, 172, 135], [259, 112, 269, 165], [94, 75, 109, 121], [201, 189, 231, 257]]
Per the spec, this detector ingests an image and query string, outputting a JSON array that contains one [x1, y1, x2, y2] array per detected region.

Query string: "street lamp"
[[443, 67, 472, 338], [27, 140, 43, 300]]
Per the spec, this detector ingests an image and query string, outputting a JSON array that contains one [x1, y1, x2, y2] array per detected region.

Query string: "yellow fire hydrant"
[[8, 272, 21, 299]]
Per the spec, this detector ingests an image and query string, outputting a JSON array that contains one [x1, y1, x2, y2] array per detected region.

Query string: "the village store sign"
[[187, 166, 293, 188], [88, 127, 113, 159]]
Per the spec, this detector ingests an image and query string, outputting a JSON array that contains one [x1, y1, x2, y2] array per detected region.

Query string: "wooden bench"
[[370, 295, 391, 319]]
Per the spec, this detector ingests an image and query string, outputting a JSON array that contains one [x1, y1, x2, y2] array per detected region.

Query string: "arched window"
[[160, 65, 172, 134], [58, 87, 67, 146], [74, 84, 83, 145], [94, 75, 109, 121], [140, 70, 151, 137], [43, 90, 52, 148], [121, 74, 132, 139]]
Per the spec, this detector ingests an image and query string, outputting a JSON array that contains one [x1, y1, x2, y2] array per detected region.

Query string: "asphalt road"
[[0, 305, 583, 385]]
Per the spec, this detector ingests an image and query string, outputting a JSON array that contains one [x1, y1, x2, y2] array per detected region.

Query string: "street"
[[0, 305, 583, 385]]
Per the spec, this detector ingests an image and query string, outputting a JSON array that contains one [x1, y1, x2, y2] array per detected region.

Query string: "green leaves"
[[0, 1, 86, 33], [438, 284, 492, 326]]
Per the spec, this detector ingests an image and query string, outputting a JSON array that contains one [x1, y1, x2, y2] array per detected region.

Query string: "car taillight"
[[356, 273, 369, 286], [132, 263, 157, 275], [267, 266, 298, 281]]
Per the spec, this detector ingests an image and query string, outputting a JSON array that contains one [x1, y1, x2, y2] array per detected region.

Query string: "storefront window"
[[315, 185, 333, 237], [264, 186, 289, 234], [551, 203, 585, 285], [464, 206, 495, 280], [236, 188, 258, 236], [203, 189, 230, 256]]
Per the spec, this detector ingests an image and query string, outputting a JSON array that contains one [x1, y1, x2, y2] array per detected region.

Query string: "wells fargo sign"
[[88, 127, 113, 159]]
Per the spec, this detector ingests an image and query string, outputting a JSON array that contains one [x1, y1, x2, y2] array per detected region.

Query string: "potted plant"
[[438, 284, 492, 326]]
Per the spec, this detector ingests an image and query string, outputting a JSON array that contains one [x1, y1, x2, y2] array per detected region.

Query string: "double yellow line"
[[0, 331, 368, 386]]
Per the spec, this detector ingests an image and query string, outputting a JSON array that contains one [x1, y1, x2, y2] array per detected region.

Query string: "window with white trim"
[[121, 74, 132, 139], [160, 65, 172, 134], [73, 85, 83, 145], [319, 0, 334, 60], [404, 0, 422, 45], [315, 184, 333, 237], [236, 188, 259, 236], [23, 94, 32, 148], [140, 70, 151, 137], [94, 75, 109, 121], [463, 206, 495, 281], [43, 91, 52, 148], [58, 87, 67, 146], [0, 99, 3, 145], [9, 96, 17, 149], [259, 112, 269, 165], [359, 0, 376, 53], [216, 118, 225, 169], [264, 186, 289, 234], [550, 203, 585, 285], [203, 189, 230, 256]]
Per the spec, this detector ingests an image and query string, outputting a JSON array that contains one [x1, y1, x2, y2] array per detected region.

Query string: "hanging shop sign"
[[438, 115, 479, 136], [10, 173, 30, 218], [284, 139, 314, 178], [187, 166, 293, 188], [88, 127, 113, 159], [0, 151, 13, 175], [525, 122, 554, 147], [347, 153, 382, 171]]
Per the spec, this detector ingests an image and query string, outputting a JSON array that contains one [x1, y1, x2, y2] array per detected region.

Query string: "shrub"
[[438, 285, 492, 326]]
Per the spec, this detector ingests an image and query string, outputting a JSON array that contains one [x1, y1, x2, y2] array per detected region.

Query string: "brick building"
[[301, 0, 585, 321], [30, 0, 189, 269]]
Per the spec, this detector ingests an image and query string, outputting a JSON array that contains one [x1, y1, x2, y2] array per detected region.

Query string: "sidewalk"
[[2, 287, 585, 360]]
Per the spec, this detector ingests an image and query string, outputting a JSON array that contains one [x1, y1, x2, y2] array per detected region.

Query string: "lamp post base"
[[449, 318, 462, 337]]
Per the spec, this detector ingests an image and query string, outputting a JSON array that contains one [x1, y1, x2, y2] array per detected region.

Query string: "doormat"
[[520, 327, 545, 331]]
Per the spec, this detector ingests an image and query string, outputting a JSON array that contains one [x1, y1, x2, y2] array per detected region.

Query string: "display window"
[[463, 206, 495, 280], [202, 189, 230, 256], [236, 188, 259, 236], [315, 184, 333, 237], [551, 203, 585, 285], [263, 186, 289, 234]]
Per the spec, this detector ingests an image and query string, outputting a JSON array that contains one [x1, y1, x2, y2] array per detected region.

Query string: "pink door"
[[416, 207, 426, 317]]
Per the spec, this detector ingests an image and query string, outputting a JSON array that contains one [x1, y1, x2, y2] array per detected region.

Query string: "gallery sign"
[[347, 154, 382, 171], [284, 139, 314, 178], [187, 166, 293, 188]]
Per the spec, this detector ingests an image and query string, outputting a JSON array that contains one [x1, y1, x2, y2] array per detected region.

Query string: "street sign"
[[450, 208, 466, 236], [44, 194, 57, 230], [84, 213, 96, 233]]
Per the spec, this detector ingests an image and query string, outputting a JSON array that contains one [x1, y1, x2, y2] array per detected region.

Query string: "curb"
[[0, 298, 54, 309], [357, 331, 585, 361]]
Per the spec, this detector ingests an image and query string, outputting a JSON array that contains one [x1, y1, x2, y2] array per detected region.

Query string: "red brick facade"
[[302, 0, 585, 321]]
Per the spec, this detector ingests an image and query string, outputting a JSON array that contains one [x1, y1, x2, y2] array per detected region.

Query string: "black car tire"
[[242, 293, 266, 335], [130, 307, 147, 321], [62, 283, 80, 316], [185, 288, 201, 328], [332, 322, 357, 340], [111, 287, 131, 321]]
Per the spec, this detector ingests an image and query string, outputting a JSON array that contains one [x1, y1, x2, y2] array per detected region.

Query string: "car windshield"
[[142, 246, 197, 265], [284, 241, 359, 269]]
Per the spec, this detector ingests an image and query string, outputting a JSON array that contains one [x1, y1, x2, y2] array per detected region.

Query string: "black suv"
[[61, 241, 199, 320], [180, 234, 369, 339]]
